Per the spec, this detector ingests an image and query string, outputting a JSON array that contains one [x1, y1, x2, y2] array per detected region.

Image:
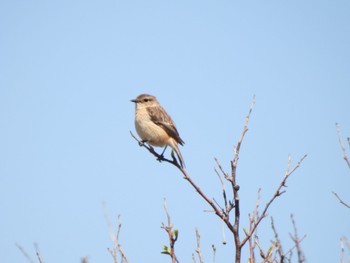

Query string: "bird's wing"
[[147, 105, 185, 145]]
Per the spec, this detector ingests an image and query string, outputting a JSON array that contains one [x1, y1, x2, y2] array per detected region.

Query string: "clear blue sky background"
[[1, 1, 349, 262]]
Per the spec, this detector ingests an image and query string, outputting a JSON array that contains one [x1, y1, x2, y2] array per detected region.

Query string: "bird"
[[131, 94, 185, 168]]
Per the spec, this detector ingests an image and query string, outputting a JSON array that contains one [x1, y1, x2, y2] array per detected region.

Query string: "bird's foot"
[[139, 140, 148, 146], [157, 151, 165, 162]]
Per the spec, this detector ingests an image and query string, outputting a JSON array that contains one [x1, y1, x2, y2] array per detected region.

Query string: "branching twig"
[[334, 123, 350, 208], [279, 215, 307, 262], [332, 191, 350, 209], [271, 217, 284, 261], [16, 243, 35, 263], [131, 96, 307, 263], [214, 161, 229, 214], [16, 243, 45, 263], [241, 154, 307, 248], [289, 214, 306, 263], [339, 236, 350, 263], [104, 205, 129, 263], [195, 228, 204, 263], [244, 188, 261, 263], [161, 198, 179, 263], [229, 96, 256, 262], [336, 123, 350, 169], [131, 132, 230, 229], [34, 243, 44, 263]]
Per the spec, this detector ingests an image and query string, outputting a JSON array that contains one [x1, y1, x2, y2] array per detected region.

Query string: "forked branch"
[[131, 96, 307, 263]]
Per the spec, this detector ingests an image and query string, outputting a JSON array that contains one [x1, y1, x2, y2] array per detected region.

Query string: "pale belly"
[[135, 115, 168, 147]]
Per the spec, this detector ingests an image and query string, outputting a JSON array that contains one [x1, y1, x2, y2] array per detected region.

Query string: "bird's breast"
[[134, 110, 168, 147]]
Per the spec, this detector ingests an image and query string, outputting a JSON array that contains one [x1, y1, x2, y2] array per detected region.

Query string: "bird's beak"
[[130, 99, 137, 103]]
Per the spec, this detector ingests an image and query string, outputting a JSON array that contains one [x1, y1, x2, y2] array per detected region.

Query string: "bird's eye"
[[143, 98, 149, 102]]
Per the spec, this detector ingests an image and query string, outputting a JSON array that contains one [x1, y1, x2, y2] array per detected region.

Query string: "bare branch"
[[163, 198, 172, 227], [270, 217, 284, 261], [34, 243, 44, 263], [161, 198, 179, 263], [131, 131, 231, 232], [104, 209, 129, 263], [16, 243, 45, 263], [195, 228, 204, 263], [131, 96, 307, 263], [192, 253, 197, 263], [336, 123, 350, 169], [229, 95, 256, 262], [214, 161, 229, 213], [245, 188, 261, 263], [241, 154, 307, 248], [221, 222, 227, 245], [16, 243, 35, 263], [289, 214, 306, 263], [332, 191, 350, 209], [334, 123, 350, 209], [212, 244, 216, 263], [340, 237, 345, 263]]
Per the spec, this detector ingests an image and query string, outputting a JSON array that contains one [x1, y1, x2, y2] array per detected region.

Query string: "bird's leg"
[[157, 145, 168, 161]]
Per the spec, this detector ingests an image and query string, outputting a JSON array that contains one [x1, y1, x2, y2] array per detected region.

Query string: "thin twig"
[[246, 188, 261, 263], [230, 95, 255, 263], [334, 123, 350, 208], [164, 198, 171, 227], [192, 253, 197, 263], [336, 123, 350, 169], [195, 228, 204, 263], [241, 154, 307, 248], [104, 206, 129, 263], [289, 214, 306, 263], [254, 236, 265, 260], [270, 217, 284, 261], [34, 243, 44, 263], [212, 244, 216, 263], [131, 130, 230, 230], [16, 243, 35, 263], [340, 237, 345, 263], [332, 191, 350, 209], [221, 222, 227, 245], [284, 235, 307, 260], [214, 164, 229, 214], [161, 198, 179, 263]]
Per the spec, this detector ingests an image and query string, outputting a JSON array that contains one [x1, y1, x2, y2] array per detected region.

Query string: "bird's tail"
[[171, 141, 185, 168]]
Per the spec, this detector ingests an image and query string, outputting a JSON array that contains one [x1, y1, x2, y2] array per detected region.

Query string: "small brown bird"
[[131, 94, 185, 168]]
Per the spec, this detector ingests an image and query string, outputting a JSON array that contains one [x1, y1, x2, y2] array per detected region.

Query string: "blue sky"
[[1, 0, 349, 262]]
